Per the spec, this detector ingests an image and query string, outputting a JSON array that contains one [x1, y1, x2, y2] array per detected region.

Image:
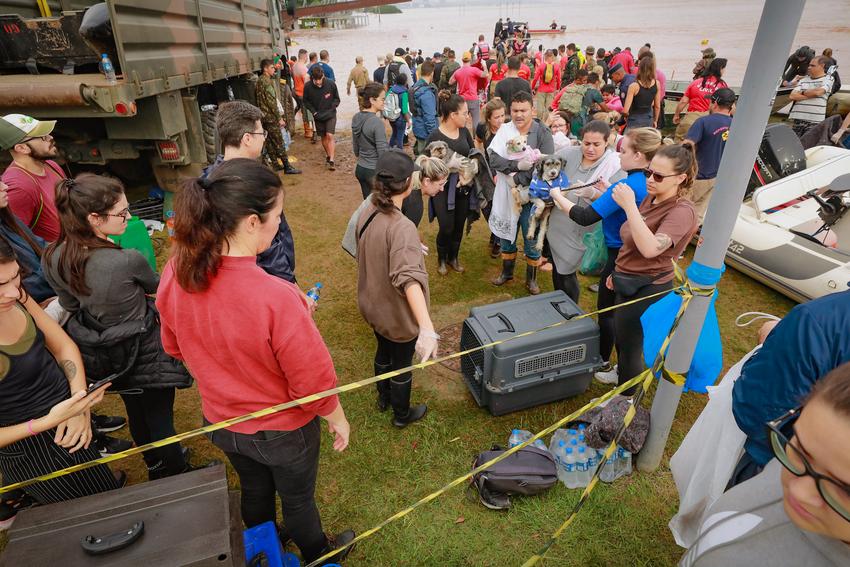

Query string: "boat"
[[664, 80, 793, 116], [726, 139, 850, 303], [527, 25, 566, 35]]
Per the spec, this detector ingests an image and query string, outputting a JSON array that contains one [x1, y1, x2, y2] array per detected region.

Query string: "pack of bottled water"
[[549, 425, 632, 488], [508, 429, 548, 451]]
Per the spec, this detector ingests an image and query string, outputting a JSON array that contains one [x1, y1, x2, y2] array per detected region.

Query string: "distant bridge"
[[290, 0, 412, 18]]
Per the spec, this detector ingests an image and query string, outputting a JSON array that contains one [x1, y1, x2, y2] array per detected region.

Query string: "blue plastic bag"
[[579, 225, 608, 276], [640, 289, 723, 393]]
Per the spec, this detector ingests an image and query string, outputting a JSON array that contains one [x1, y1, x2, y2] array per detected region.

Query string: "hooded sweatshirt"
[[352, 111, 388, 169]]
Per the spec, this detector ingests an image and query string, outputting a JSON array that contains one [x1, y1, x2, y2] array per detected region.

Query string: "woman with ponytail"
[[351, 81, 388, 199], [608, 142, 699, 394], [42, 174, 193, 481], [157, 159, 355, 563], [357, 149, 442, 428]]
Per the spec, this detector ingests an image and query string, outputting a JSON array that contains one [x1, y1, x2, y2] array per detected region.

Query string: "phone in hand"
[[85, 374, 117, 397]]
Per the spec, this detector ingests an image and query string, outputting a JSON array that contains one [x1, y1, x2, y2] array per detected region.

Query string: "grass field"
[[0, 136, 796, 565]]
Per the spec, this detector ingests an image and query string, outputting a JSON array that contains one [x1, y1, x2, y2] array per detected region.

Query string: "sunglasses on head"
[[643, 168, 679, 183]]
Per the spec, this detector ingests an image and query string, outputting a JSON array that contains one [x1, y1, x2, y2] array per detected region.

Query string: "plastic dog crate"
[[460, 291, 601, 416]]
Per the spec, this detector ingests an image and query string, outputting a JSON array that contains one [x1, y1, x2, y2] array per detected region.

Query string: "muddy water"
[[291, 0, 849, 128]]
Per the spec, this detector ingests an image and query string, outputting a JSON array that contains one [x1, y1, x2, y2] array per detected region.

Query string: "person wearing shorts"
[[303, 66, 340, 170]]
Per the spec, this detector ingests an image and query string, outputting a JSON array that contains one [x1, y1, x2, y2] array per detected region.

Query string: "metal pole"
[[637, 0, 807, 472]]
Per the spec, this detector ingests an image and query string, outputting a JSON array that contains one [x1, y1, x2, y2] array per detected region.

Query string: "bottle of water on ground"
[[575, 446, 589, 487], [586, 445, 599, 482], [563, 447, 578, 489], [306, 282, 323, 302], [555, 440, 567, 483], [616, 447, 632, 479], [100, 54, 117, 85], [599, 446, 619, 483]]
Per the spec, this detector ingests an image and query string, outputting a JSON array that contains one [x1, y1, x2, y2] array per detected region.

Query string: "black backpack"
[[471, 446, 557, 509], [408, 83, 428, 117], [386, 61, 401, 86]]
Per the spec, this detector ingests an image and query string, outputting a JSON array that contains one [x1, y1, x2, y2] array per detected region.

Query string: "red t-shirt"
[[684, 76, 728, 112], [156, 256, 340, 434], [611, 51, 637, 75], [531, 63, 561, 93], [453, 64, 484, 100], [518, 64, 531, 81], [1, 160, 64, 242], [489, 63, 507, 82]]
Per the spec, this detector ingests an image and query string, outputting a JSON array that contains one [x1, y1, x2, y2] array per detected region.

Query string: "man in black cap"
[[685, 87, 736, 222], [431, 52, 444, 88], [383, 47, 413, 88]]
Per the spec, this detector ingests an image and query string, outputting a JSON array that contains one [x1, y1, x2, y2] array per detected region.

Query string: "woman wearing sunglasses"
[[681, 363, 850, 566], [607, 143, 699, 394], [42, 174, 194, 480]]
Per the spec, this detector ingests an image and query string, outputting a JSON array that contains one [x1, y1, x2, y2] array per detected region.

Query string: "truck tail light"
[[115, 101, 135, 115], [157, 141, 181, 162]]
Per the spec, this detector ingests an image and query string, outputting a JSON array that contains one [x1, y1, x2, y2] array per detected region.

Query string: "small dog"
[[506, 134, 542, 163], [526, 155, 568, 251], [425, 140, 478, 187]]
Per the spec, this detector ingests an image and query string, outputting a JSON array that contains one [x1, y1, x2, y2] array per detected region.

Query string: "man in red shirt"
[[450, 51, 489, 130], [610, 47, 637, 76], [518, 53, 532, 82], [531, 50, 561, 121], [0, 114, 64, 242]]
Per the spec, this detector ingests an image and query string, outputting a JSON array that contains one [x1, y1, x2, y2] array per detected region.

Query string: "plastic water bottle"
[[586, 445, 599, 482], [618, 447, 632, 479], [100, 54, 117, 85], [577, 434, 586, 447], [306, 282, 323, 303], [563, 447, 578, 489], [567, 428, 578, 442], [577, 423, 587, 436], [576, 446, 589, 487], [599, 446, 618, 483], [555, 440, 566, 483]]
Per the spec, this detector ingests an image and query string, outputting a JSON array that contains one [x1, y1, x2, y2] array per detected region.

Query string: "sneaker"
[[327, 160, 336, 171], [91, 413, 126, 434], [594, 363, 619, 385], [0, 493, 37, 531], [477, 481, 510, 510], [94, 434, 133, 457], [588, 283, 600, 293]]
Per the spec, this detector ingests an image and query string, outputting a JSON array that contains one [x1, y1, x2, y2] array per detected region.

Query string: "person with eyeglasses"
[[42, 174, 201, 482], [788, 55, 835, 139], [607, 143, 699, 394], [681, 362, 850, 566], [0, 114, 66, 242]]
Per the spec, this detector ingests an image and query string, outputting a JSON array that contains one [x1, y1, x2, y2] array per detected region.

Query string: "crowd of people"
[[0, 23, 846, 567]]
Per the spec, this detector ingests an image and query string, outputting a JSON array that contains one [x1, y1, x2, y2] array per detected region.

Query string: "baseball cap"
[[608, 63, 624, 75], [0, 114, 56, 150], [375, 149, 419, 183], [701, 47, 715, 56], [707, 87, 736, 105], [462, 51, 472, 62], [394, 47, 406, 56], [433, 52, 442, 58]]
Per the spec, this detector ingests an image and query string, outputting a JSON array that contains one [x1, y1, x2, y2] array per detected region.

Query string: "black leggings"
[[374, 331, 417, 383], [355, 164, 375, 200], [430, 178, 470, 249], [552, 268, 579, 303], [613, 280, 672, 394], [120, 388, 185, 476], [402, 189, 424, 227], [598, 247, 620, 363]]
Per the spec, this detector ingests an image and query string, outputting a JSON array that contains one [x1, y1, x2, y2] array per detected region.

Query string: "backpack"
[[386, 61, 401, 86], [382, 89, 402, 121], [558, 83, 590, 116], [409, 83, 428, 117], [471, 446, 557, 510]]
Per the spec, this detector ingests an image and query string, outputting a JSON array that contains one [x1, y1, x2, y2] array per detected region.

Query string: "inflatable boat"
[[726, 126, 850, 303]]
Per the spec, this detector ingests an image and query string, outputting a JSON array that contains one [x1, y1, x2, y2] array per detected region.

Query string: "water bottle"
[[306, 282, 323, 302], [577, 434, 586, 447], [509, 429, 531, 448], [567, 428, 578, 442], [555, 440, 566, 483], [563, 447, 578, 489], [586, 445, 599, 482], [577, 423, 587, 436], [549, 429, 568, 453], [599, 446, 618, 483], [100, 54, 117, 84], [618, 447, 632, 478], [576, 446, 589, 487]]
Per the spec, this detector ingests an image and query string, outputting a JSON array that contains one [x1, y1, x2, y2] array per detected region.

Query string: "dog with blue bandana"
[[527, 154, 568, 251]]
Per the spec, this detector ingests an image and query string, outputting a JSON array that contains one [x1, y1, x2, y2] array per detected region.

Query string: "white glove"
[[516, 157, 535, 171], [571, 185, 598, 200], [415, 329, 440, 362]]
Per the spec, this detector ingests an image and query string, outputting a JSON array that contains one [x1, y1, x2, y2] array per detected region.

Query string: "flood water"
[[290, 0, 849, 128]]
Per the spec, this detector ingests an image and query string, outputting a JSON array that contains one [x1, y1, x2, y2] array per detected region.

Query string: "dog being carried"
[[526, 155, 568, 251], [423, 140, 479, 187]]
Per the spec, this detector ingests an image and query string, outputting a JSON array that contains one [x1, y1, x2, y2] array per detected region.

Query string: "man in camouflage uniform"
[[256, 58, 300, 174]]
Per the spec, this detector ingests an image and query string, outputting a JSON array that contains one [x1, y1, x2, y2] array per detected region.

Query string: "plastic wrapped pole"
[[637, 0, 807, 472]]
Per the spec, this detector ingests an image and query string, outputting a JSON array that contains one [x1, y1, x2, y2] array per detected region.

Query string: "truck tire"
[[201, 106, 218, 164]]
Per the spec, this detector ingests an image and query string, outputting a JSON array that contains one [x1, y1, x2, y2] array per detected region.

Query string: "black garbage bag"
[[580, 395, 650, 454]]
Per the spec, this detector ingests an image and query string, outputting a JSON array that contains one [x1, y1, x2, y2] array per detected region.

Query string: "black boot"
[[491, 259, 515, 286], [283, 159, 302, 175], [437, 245, 449, 276], [390, 376, 427, 428], [526, 264, 541, 295], [448, 242, 465, 273], [374, 362, 392, 412], [317, 529, 356, 565]]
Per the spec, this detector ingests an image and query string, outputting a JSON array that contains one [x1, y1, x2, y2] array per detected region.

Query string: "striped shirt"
[[788, 74, 834, 123]]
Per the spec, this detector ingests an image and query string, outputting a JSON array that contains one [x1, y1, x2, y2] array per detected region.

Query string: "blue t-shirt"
[[590, 170, 647, 248], [686, 112, 732, 179], [309, 62, 335, 82], [618, 74, 636, 103]]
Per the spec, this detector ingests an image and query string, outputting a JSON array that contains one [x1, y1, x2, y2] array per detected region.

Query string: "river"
[[290, 0, 849, 127]]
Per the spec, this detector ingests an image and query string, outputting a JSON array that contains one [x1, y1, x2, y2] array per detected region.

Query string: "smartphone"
[[85, 374, 117, 397]]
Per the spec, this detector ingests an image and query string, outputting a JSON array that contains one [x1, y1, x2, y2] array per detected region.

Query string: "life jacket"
[[477, 41, 490, 62]]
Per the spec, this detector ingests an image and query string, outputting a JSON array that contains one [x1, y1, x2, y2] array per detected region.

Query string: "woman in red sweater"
[[156, 159, 354, 565]]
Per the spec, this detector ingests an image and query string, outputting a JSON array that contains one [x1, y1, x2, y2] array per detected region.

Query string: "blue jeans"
[[389, 118, 406, 148], [500, 203, 540, 261]]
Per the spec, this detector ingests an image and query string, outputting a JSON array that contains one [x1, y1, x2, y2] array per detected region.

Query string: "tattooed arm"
[[22, 295, 94, 452], [612, 182, 676, 259]]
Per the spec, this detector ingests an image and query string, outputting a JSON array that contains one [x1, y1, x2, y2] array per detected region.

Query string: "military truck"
[[0, 0, 285, 190]]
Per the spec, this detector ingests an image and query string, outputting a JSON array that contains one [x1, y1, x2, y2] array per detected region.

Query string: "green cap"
[[0, 114, 56, 150]]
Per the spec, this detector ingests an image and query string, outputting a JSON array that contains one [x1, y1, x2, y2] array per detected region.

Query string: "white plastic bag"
[[668, 347, 759, 548]]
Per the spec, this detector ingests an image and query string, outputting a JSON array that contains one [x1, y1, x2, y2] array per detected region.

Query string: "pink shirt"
[[684, 76, 727, 112], [157, 256, 340, 434], [1, 160, 64, 242], [453, 65, 484, 100]]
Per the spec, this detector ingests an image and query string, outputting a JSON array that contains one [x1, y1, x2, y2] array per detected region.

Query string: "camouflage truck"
[[0, 0, 285, 190]]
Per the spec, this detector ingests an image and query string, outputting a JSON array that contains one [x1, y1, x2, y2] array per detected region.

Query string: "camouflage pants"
[[281, 84, 296, 135], [263, 121, 288, 166]]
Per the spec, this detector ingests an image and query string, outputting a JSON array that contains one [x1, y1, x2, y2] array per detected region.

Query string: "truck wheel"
[[201, 107, 218, 164]]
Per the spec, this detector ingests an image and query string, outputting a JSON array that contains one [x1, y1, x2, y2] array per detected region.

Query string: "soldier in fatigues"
[[256, 58, 300, 174]]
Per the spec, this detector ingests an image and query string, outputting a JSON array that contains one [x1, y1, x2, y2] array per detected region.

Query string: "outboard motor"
[[748, 123, 807, 194]]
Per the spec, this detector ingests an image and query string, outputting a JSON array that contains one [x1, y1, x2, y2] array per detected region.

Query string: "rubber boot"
[[390, 376, 427, 428], [304, 122, 314, 139], [374, 362, 392, 412], [283, 158, 302, 175], [437, 245, 449, 276], [448, 242, 465, 273], [491, 259, 515, 286], [526, 264, 541, 295]]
